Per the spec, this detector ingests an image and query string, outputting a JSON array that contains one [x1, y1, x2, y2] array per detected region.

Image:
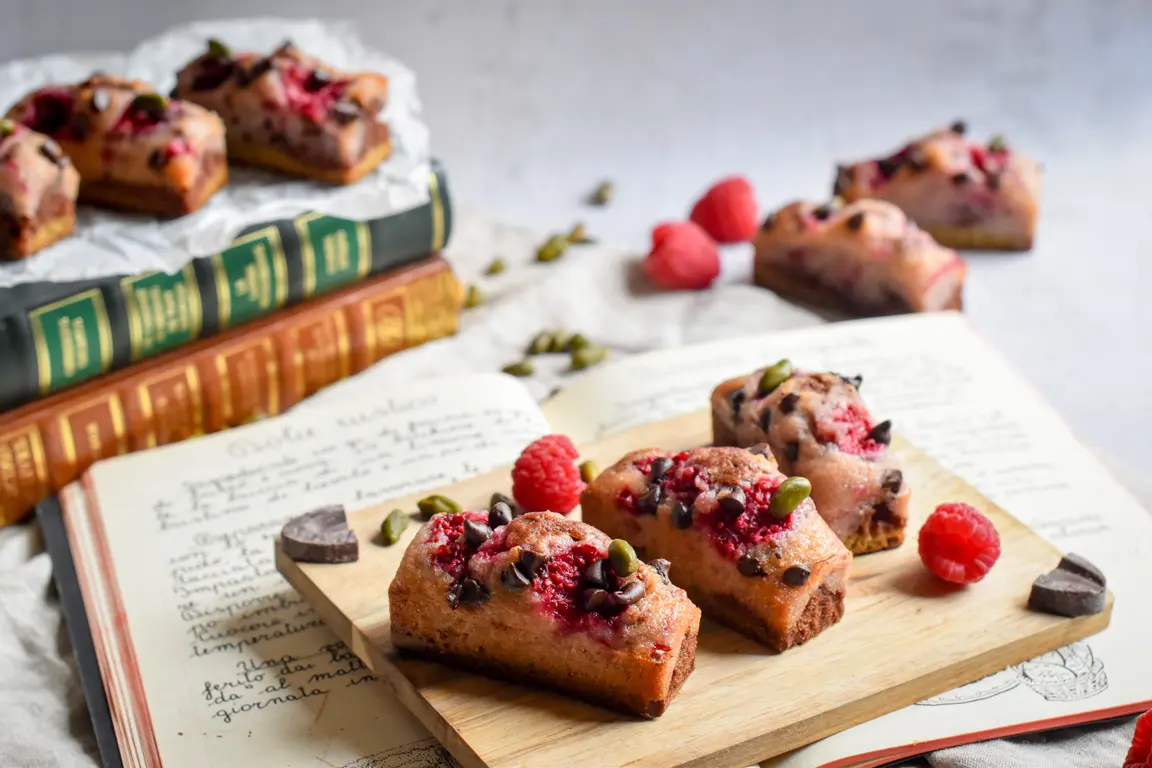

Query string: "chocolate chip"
[[748, 443, 772, 458], [281, 505, 358, 563], [68, 113, 91, 141], [986, 173, 1001, 191], [779, 393, 799, 414], [637, 484, 663, 515], [449, 578, 489, 608], [812, 204, 833, 221], [613, 581, 646, 606], [717, 486, 745, 516], [1029, 555, 1107, 618], [671, 500, 692, 529], [737, 554, 763, 577], [272, 39, 296, 56], [38, 139, 66, 166], [761, 213, 776, 230], [951, 172, 970, 186], [649, 559, 672, 584], [727, 388, 746, 417], [490, 492, 517, 514], [867, 420, 892, 445], [463, 519, 492, 547], [90, 88, 110, 113], [950, 120, 967, 135], [877, 157, 901, 178], [759, 408, 772, 432], [783, 565, 810, 586], [582, 588, 610, 612], [262, 117, 274, 131], [872, 503, 896, 525], [649, 457, 674, 482], [331, 100, 360, 124], [168, 85, 180, 98], [518, 549, 548, 576], [833, 165, 852, 196], [839, 374, 863, 390], [148, 148, 168, 171], [846, 212, 865, 231], [784, 441, 800, 462], [236, 58, 271, 87], [306, 69, 332, 92], [583, 558, 609, 588], [881, 469, 903, 493], [488, 502, 513, 529], [500, 564, 530, 589]]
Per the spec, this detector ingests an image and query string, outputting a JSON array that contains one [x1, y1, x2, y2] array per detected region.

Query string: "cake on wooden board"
[[0, 119, 79, 259]]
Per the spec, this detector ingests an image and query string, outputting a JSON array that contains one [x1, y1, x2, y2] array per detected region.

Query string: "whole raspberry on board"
[[512, 434, 585, 514], [643, 220, 721, 290], [689, 175, 760, 244], [1126, 709, 1152, 768], [918, 502, 1001, 584]]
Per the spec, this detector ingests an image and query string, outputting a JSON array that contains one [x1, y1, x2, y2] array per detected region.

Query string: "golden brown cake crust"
[[77, 152, 227, 217], [0, 124, 80, 258], [388, 510, 700, 718]]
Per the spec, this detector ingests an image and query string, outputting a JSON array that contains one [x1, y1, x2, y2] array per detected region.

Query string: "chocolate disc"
[[1028, 553, 1107, 618], [281, 505, 358, 564]]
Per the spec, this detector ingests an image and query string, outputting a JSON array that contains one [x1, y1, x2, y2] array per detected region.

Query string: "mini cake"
[[6, 74, 227, 216], [753, 198, 966, 317], [833, 121, 1041, 251], [581, 446, 852, 652], [0, 119, 79, 259], [389, 508, 700, 718], [172, 39, 391, 185], [711, 361, 911, 555]]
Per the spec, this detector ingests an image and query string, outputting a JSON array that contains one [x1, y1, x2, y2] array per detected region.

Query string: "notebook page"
[[80, 372, 548, 768], [542, 312, 1152, 767]]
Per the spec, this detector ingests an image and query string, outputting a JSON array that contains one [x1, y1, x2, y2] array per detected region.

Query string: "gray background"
[[4, 0, 1151, 472]]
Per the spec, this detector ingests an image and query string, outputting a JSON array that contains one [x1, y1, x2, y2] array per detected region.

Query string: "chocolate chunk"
[[129, 93, 167, 121], [748, 443, 772, 458], [784, 441, 800, 462], [39, 139, 66, 166], [951, 172, 971, 186], [812, 204, 833, 221], [273, 39, 297, 57], [168, 85, 180, 99], [671, 500, 692, 529], [881, 469, 903, 494], [759, 408, 772, 432], [986, 173, 1001, 191], [877, 157, 901, 178], [613, 581, 646, 606], [68, 113, 91, 141], [582, 588, 610, 612], [717, 486, 745, 516], [449, 578, 489, 608], [583, 558, 609, 588], [761, 213, 776, 230], [649, 457, 674, 482], [281, 505, 358, 564], [147, 148, 168, 171], [833, 165, 852, 196], [950, 120, 967, 135], [518, 549, 548, 576], [463, 519, 492, 547], [330, 100, 360, 125], [1056, 553, 1106, 587], [488, 502, 513, 529], [727, 388, 746, 417], [500, 563, 531, 589], [846, 212, 866, 231], [236, 58, 271, 87], [872, 503, 896, 525], [782, 565, 810, 586], [737, 554, 763, 577], [1029, 569, 1106, 618], [637, 484, 663, 515], [779, 393, 799, 414], [90, 88, 111, 113], [839, 373, 863, 390], [648, 559, 672, 584], [867, 420, 892, 445], [306, 69, 332, 92]]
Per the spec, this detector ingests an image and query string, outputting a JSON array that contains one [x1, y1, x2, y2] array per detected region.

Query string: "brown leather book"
[[0, 255, 461, 526]]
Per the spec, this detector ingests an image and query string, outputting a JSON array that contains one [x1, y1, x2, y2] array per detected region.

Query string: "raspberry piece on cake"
[[580, 446, 851, 652], [6, 74, 227, 217], [711, 363, 910, 555], [753, 198, 967, 317], [389, 509, 700, 718], [172, 39, 391, 185], [833, 121, 1041, 251], [0, 119, 79, 259]]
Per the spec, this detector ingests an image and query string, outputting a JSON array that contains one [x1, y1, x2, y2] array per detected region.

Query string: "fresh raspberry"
[[918, 502, 1001, 584], [511, 434, 584, 514], [689, 175, 760, 244], [643, 220, 721, 290], [1126, 709, 1152, 768]]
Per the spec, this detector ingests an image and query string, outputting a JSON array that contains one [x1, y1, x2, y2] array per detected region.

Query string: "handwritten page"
[[83, 372, 548, 768], [543, 312, 1152, 766]]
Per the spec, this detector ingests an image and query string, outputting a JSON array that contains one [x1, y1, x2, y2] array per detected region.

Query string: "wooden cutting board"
[[275, 409, 1112, 768]]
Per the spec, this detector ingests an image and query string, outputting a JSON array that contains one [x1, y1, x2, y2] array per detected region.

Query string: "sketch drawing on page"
[[338, 740, 458, 768], [917, 642, 1107, 706]]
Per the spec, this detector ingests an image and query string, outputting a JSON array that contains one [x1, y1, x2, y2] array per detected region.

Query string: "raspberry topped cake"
[[753, 198, 967, 317], [388, 507, 700, 718], [833, 121, 1041, 251], [173, 39, 391, 185], [581, 446, 851, 652], [711, 361, 910, 555], [0, 119, 79, 259]]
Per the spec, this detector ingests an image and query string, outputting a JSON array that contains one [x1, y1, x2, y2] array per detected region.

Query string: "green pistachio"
[[484, 257, 506, 275], [757, 359, 794, 396], [380, 509, 410, 545], [571, 345, 608, 371], [579, 460, 599, 484], [463, 284, 484, 309], [588, 181, 613, 206], [769, 477, 812, 519], [502, 361, 535, 377], [416, 495, 462, 521], [527, 331, 554, 355], [608, 539, 639, 577], [536, 234, 570, 262]]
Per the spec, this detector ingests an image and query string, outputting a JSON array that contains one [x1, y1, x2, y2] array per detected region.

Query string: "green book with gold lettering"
[[0, 163, 452, 412]]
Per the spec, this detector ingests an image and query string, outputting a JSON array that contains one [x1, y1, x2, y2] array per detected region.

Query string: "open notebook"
[[44, 312, 1151, 768]]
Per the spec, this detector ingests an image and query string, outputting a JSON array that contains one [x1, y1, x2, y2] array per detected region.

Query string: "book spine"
[[0, 257, 462, 527], [0, 164, 454, 412]]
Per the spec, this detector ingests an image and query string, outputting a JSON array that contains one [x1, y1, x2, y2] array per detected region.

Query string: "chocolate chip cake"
[[833, 121, 1041, 251], [5, 74, 227, 216], [711, 362, 910, 555], [0, 119, 79, 259], [388, 508, 700, 718], [581, 446, 851, 652], [754, 198, 967, 317], [172, 39, 391, 185]]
